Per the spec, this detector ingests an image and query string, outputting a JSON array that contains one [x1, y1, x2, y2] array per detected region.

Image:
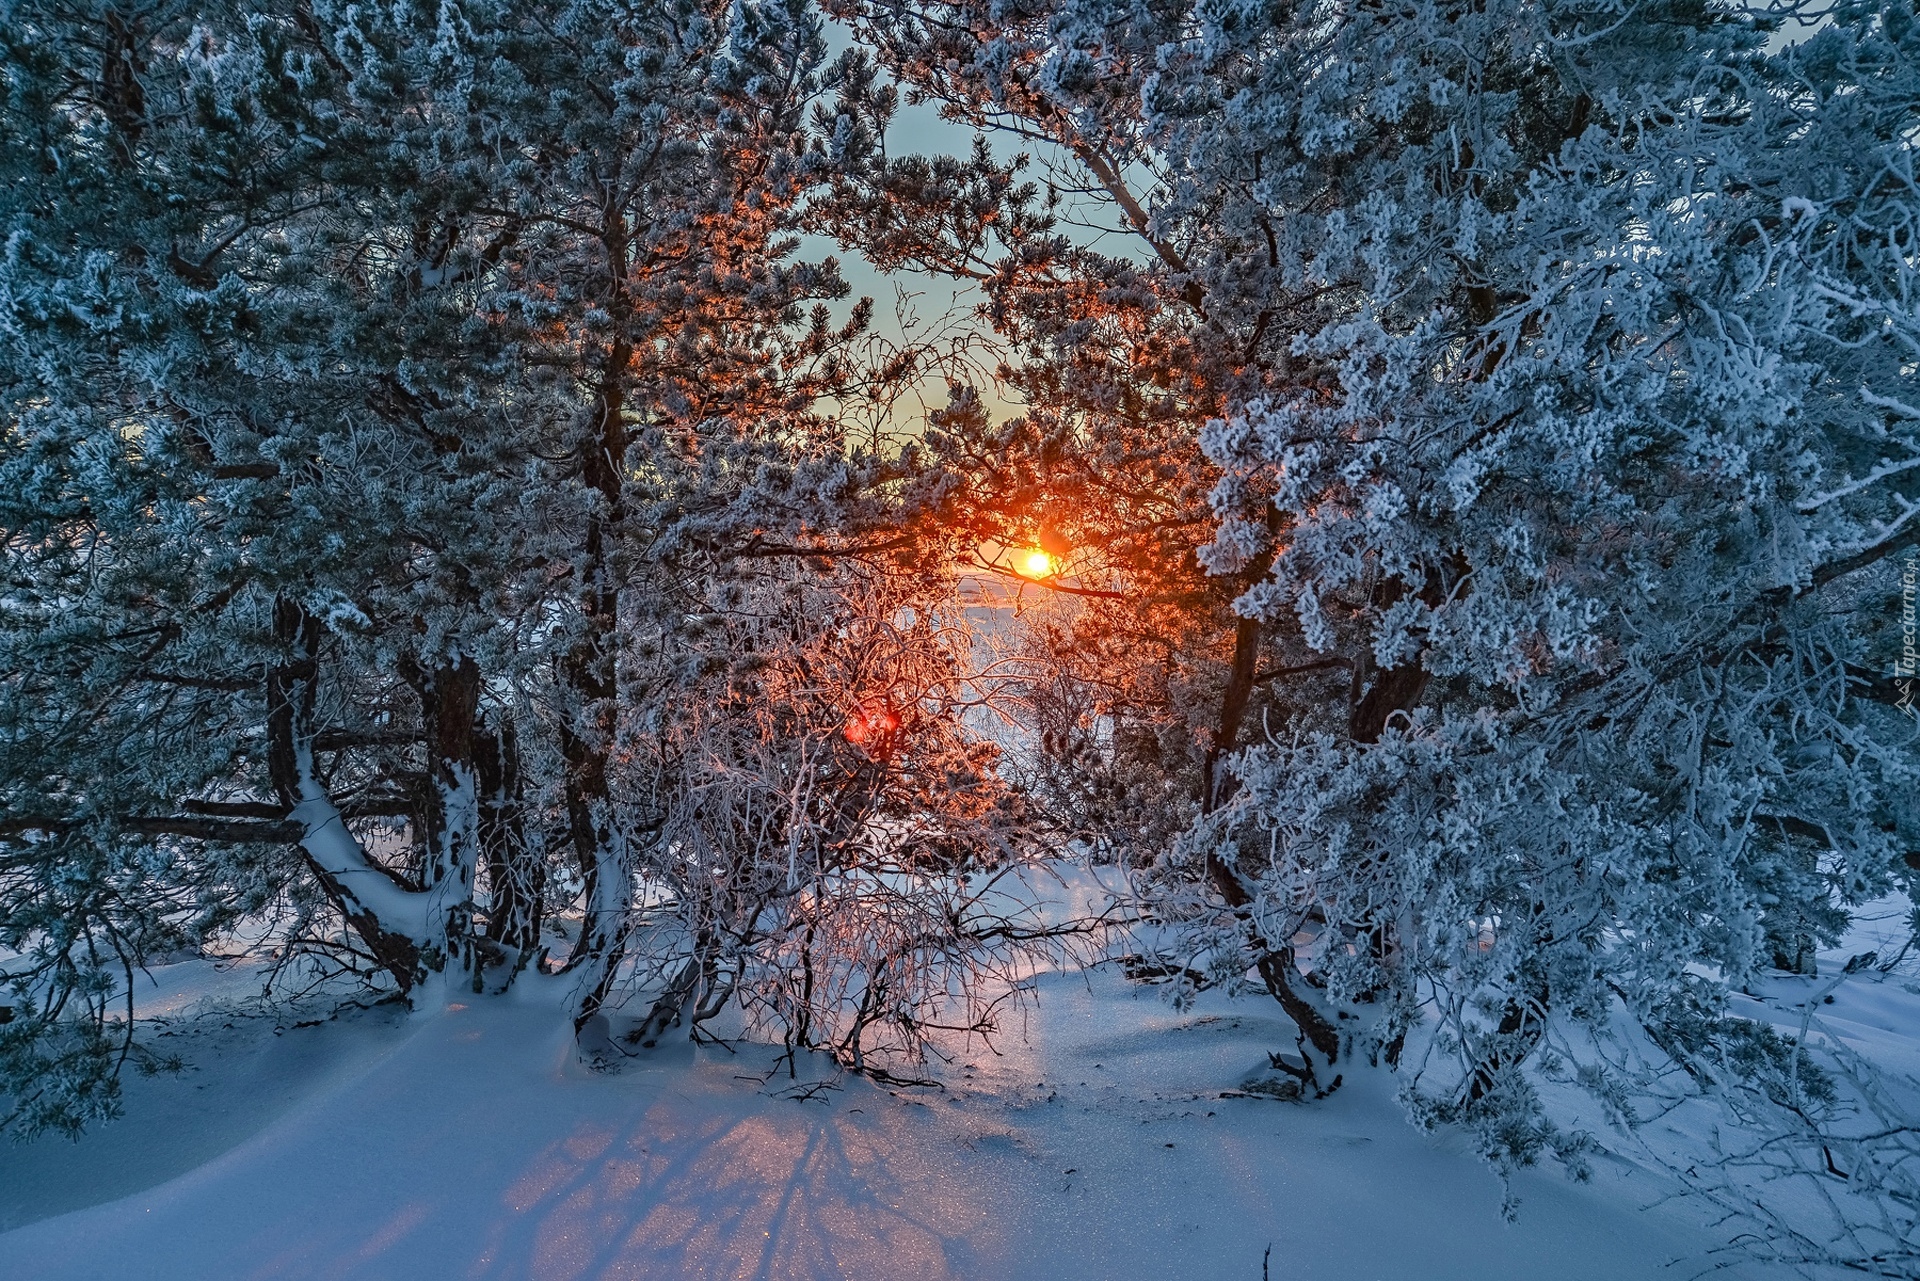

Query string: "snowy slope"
[[0, 956, 1795, 1281]]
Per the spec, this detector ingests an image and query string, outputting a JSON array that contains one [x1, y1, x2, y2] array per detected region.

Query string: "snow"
[[0, 949, 1812, 1280], [291, 773, 435, 943]]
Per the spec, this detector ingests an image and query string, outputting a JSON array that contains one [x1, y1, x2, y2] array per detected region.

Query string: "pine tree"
[[0, 0, 1036, 1131], [831, 0, 1920, 1244]]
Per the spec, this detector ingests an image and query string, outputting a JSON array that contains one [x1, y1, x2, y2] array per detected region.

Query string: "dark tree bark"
[[267, 599, 424, 991], [401, 654, 483, 979], [557, 260, 634, 1031], [475, 722, 543, 966]]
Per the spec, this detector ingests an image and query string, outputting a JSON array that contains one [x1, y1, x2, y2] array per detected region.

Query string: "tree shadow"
[[459, 1088, 994, 1281]]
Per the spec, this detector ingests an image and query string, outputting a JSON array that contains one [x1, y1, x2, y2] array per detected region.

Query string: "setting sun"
[[1018, 549, 1056, 578]]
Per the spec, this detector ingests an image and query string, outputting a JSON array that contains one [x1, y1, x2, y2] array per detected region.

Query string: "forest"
[[2, 1, 1918, 1276]]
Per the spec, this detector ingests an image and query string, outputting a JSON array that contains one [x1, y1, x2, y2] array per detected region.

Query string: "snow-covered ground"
[[4, 882, 1915, 1280], [9, 966, 1882, 1280]]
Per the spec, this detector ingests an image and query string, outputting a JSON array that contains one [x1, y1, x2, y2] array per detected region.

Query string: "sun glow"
[[843, 698, 901, 759], [1017, 549, 1057, 578]]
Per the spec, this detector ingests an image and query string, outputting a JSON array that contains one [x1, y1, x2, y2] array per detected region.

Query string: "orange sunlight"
[[1017, 549, 1057, 579]]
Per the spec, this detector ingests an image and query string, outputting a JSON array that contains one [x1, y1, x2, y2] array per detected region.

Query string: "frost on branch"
[[829, 0, 1920, 1263]]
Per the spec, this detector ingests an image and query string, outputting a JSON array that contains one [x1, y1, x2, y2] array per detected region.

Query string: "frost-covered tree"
[[813, 5, 1304, 883], [833, 0, 1920, 1260], [1159, 0, 1920, 1144], [0, 0, 1037, 1134], [605, 553, 1049, 1072]]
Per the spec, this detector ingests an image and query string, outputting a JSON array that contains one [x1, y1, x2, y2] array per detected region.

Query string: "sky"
[[803, 18, 1159, 431]]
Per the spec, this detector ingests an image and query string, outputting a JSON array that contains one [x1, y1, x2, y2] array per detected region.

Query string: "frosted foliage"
[[3, 0, 1919, 1267], [829, 0, 1917, 1264], [0, 0, 1034, 1137], [1141, 0, 1919, 1264]]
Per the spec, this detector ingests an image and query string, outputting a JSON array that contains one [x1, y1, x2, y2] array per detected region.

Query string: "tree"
[[832, 0, 1920, 1258], [0, 0, 1038, 1134], [1164, 0, 1920, 1154], [816, 0, 1310, 888]]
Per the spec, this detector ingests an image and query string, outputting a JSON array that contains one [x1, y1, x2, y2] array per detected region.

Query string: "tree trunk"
[[401, 655, 484, 986], [557, 294, 633, 1033], [1203, 845, 1343, 1068], [267, 599, 431, 993], [1201, 613, 1263, 812], [1196, 527, 1345, 1072], [1462, 968, 1551, 1106], [1348, 658, 1431, 744], [1462, 908, 1553, 1107], [476, 722, 542, 977]]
